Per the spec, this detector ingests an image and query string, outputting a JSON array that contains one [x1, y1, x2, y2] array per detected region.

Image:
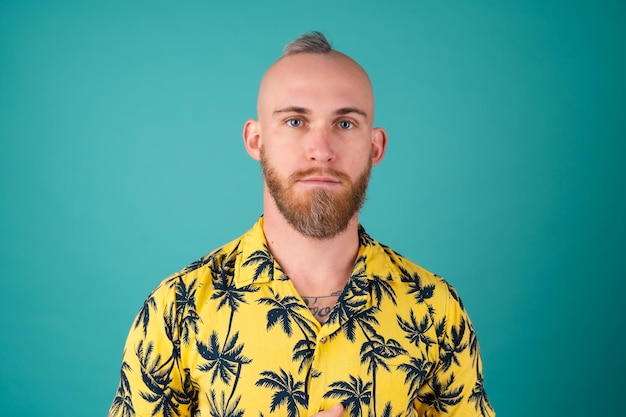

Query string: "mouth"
[[298, 175, 342, 185], [292, 168, 347, 187]]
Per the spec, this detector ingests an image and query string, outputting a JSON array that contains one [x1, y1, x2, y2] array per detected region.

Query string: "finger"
[[317, 403, 344, 417]]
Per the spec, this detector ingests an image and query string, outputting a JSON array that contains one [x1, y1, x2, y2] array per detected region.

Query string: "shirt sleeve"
[[109, 279, 197, 417], [414, 283, 496, 416]]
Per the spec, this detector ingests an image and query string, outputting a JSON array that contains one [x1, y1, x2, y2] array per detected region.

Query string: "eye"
[[337, 120, 354, 130], [286, 118, 303, 127]]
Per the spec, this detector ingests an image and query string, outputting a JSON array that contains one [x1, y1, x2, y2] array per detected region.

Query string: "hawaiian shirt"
[[109, 218, 495, 417]]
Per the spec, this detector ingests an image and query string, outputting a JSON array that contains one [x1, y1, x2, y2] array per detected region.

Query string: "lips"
[[291, 168, 348, 185], [300, 175, 341, 184]]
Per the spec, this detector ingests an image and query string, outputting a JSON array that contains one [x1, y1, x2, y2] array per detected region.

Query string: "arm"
[[414, 283, 495, 416], [108, 283, 195, 417]]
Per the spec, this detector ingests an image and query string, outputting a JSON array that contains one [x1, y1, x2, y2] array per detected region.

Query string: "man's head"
[[243, 32, 387, 239]]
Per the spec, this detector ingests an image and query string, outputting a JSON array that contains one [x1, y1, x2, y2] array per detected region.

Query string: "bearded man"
[[109, 32, 495, 417]]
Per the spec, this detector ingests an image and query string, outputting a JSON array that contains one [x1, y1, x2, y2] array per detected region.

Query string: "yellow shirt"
[[110, 218, 495, 417]]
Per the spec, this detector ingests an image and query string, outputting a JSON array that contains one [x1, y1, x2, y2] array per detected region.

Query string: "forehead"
[[258, 52, 374, 118]]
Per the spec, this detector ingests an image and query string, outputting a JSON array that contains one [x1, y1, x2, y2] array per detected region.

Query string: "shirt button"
[[320, 337, 327, 343]]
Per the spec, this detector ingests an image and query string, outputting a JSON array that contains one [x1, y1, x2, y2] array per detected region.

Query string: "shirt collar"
[[234, 217, 401, 288]]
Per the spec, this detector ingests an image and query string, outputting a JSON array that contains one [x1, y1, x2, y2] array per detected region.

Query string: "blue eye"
[[287, 118, 302, 127], [338, 120, 353, 129]]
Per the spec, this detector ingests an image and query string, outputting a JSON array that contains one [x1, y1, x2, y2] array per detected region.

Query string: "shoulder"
[[359, 228, 462, 309], [358, 227, 438, 282], [148, 231, 245, 302]]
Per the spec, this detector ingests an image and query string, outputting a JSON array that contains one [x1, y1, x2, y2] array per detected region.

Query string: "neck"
[[262, 195, 360, 296]]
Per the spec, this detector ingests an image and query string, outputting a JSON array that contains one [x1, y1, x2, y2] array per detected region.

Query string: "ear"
[[370, 127, 388, 166], [243, 119, 262, 161]]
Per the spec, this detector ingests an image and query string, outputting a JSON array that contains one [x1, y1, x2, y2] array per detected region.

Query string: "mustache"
[[288, 168, 351, 183]]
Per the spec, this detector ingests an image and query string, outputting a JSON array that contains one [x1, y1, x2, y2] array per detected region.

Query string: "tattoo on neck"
[[301, 290, 343, 323]]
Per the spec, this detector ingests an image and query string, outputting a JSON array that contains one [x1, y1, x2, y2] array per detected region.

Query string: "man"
[[109, 32, 495, 417]]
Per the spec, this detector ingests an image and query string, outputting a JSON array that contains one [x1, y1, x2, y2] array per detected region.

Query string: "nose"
[[306, 126, 335, 162]]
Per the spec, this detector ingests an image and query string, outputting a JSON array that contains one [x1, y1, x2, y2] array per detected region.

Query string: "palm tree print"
[[397, 309, 436, 354], [379, 402, 404, 417], [196, 331, 251, 411], [134, 294, 157, 336], [467, 322, 480, 367], [323, 375, 372, 417], [469, 374, 492, 416], [360, 334, 407, 372], [369, 273, 397, 307], [357, 226, 376, 246], [160, 303, 183, 372], [210, 258, 254, 311], [360, 335, 407, 414], [441, 279, 464, 309], [136, 340, 189, 417], [440, 317, 468, 372], [242, 244, 281, 282], [110, 359, 135, 417], [197, 331, 251, 386], [351, 253, 398, 309], [257, 287, 316, 338], [205, 390, 244, 417], [417, 373, 464, 415], [181, 369, 199, 415], [255, 368, 308, 417], [292, 337, 316, 372], [380, 244, 402, 266], [400, 267, 436, 304], [397, 356, 433, 402], [327, 277, 371, 341], [343, 305, 381, 343], [210, 252, 259, 344], [174, 277, 201, 345], [180, 249, 220, 276]]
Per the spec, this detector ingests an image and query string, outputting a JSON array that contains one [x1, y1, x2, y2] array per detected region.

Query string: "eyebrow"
[[273, 106, 369, 119], [274, 106, 310, 115], [335, 107, 368, 118]]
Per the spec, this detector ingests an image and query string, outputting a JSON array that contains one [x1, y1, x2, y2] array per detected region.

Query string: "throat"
[[301, 290, 342, 324]]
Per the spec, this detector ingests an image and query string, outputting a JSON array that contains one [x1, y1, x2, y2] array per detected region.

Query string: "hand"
[[311, 403, 344, 417]]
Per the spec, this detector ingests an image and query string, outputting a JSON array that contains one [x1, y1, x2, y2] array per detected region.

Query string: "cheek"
[[261, 148, 297, 178], [262, 136, 303, 158], [344, 146, 373, 169], [261, 141, 289, 160]]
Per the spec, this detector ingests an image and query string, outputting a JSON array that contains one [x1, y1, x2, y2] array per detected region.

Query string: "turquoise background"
[[1, 1, 624, 415]]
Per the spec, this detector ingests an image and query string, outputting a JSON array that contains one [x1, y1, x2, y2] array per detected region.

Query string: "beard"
[[260, 149, 371, 240]]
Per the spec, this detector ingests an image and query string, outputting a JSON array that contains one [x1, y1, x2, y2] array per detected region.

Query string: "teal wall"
[[1, 1, 624, 415]]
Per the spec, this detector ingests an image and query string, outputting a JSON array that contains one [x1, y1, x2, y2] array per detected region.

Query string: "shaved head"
[[256, 32, 375, 127], [257, 52, 375, 127]]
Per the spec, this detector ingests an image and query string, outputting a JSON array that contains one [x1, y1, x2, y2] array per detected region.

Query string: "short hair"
[[283, 31, 332, 55]]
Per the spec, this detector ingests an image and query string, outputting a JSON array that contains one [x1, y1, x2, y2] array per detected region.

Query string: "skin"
[[243, 51, 387, 415], [243, 51, 387, 297]]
